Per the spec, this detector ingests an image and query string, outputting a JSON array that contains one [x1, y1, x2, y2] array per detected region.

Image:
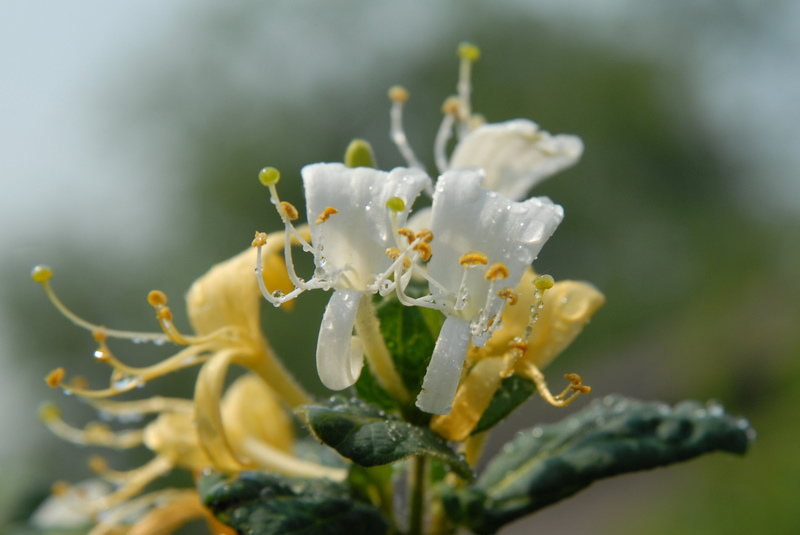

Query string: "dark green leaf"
[[443, 396, 754, 534], [472, 375, 538, 435], [301, 397, 473, 480], [199, 470, 388, 535]]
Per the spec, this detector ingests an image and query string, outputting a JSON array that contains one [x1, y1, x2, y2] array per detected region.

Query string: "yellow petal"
[[142, 412, 210, 471], [221, 374, 294, 454]]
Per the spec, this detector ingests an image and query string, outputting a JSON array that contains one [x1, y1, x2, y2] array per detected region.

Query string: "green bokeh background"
[[2, 2, 798, 533]]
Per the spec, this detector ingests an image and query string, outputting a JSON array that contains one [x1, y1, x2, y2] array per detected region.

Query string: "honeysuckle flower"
[[33, 240, 345, 534], [254, 163, 431, 400], [430, 267, 605, 441], [389, 42, 583, 201], [414, 168, 564, 415]]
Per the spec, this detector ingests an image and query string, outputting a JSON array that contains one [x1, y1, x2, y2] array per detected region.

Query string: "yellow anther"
[[386, 247, 401, 260], [485, 263, 510, 281], [414, 242, 432, 262], [147, 290, 168, 307], [46, 368, 65, 388], [388, 85, 410, 103], [258, 166, 281, 186], [280, 201, 299, 221], [386, 196, 406, 212], [92, 330, 107, 343], [458, 42, 481, 62], [498, 287, 518, 305], [316, 206, 338, 225], [39, 402, 61, 422], [251, 231, 268, 247], [459, 251, 489, 267], [51, 481, 70, 497], [415, 229, 433, 243], [88, 455, 108, 474], [565, 373, 591, 393], [31, 265, 53, 283], [442, 96, 461, 116], [534, 274, 555, 291], [398, 228, 415, 244], [344, 138, 377, 169]]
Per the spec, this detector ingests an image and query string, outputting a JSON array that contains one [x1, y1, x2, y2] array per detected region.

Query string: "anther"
[[485, 263, 510, 281], [388, 85, 410, 103], [459, 251, 489, 267], [398, 228, 415, 244], [251, 231, 267, 247], [497, 287, 518, 305], [386, 197, 406, 212], [259, 166, 281, 187], [414, 242, 432, 262], [316, 206, 338, 225], [51, 481, 70, 497], [442, 96, 461, 116], [386, 247, 401, 260], [88, 455, 108, 474], [280, 201, 299, 221], [46, 367, 65, 388], [147, 290, 168, 307], [415, 229, 433, 243], [510, 340, 528, 356], [31, 265, 53, 284]]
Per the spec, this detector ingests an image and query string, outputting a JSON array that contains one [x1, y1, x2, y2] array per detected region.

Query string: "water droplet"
[[272, 290, 285, 299], [538, 302, 544, 309], [93, 350, 104, 359], [531, 427, 543, 438], [131, 337, 144, 345], [319, 257, 327, 267], [494, 319, 504, 331], [153, 338, 165, 346], [706, 399, 724, 417]]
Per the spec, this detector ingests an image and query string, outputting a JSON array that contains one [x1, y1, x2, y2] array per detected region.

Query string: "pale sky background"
[[1, 0, 798, 524]]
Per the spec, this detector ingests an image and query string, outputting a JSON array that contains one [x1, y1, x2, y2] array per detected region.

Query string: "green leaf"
[[301, 397, 473, 480], [472, 374, 538, 434], [199, 470, 388, 535], [443, 396, 754, 534], [354, 359, 399, 413]]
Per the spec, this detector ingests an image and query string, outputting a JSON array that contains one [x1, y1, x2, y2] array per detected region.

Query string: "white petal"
[[428, 168, 563, 319], [302, 163, 431, 290], [316, 289, 364, 390], [450, 119, 583, 201], [416, 316, 472, 415]]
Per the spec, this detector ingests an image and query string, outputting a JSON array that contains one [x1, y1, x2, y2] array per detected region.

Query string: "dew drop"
[[272, 290, 285, 299], [153, 338, 166, 346]]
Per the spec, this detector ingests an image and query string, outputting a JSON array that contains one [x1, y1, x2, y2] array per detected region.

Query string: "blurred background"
[[2, 1, 799, 533]]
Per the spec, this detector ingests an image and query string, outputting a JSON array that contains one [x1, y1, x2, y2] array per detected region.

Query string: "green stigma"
[[31, 265, 53, 284], [386, 197, 406, 212], [259, 167, 281, 187], [458, 42, 481, 62], [344, 139, 377, 169], [534, 274, 555, 291]]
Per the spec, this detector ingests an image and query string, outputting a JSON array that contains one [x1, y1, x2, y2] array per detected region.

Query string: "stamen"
[[434, 96, 460, 173], [485, 263, 509, 281], [385, 247, 412, 270], [516, 361, 590, 407], [398, 227, 415, 244], [31, 266, 169, 344], [280, 201, 299, 221], [459, 251, 489, 267], [315, 206, 339, 225], [388, 85, 425, 170], [148, 291, 191, 346], [415, 229, 433, 243], [39, 403, 145, 448], [497, 287, 518, 305], [414, 242, 432, 262], [46, 367, 65, 388]]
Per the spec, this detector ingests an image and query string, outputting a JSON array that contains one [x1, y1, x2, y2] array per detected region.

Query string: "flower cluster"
[[32, 43, 604, 534], [252, 42, 593, 415]]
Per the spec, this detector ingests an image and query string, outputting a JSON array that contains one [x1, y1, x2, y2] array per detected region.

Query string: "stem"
[[408, 456, 427, 535], [354, 295, 411, 405]]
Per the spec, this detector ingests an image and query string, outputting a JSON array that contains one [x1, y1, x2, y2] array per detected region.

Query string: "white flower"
[[448, 119, 583, 201], [414, 167, 563, 414], [303, 163, 431, 391]]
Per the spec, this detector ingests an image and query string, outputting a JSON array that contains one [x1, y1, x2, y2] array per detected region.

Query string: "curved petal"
[[416, 316, 472, 415], [428, 168, 564, 321], [302, 163, 431, 289], [317, 289, 365, 390], [450, 119, 583, 200]]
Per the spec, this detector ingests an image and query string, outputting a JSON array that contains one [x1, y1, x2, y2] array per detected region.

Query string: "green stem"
[[408, 456, 427, 535], [354, 295, 411, 405]]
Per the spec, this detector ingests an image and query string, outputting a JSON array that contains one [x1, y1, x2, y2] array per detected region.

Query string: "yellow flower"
[[430, 267, 605, 442], [33, 232, 344, 534]]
